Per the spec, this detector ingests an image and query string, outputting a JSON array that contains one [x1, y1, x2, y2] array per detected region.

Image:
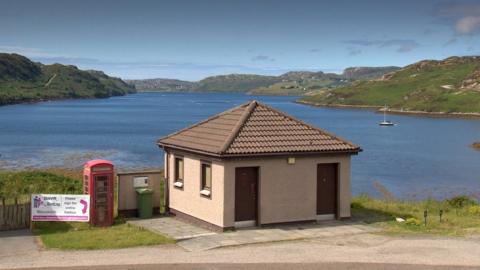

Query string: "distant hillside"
[[249, 68, 401, 96], [300, 56, 480, 113], [126, 78, 197, 91], [342, 66, 400, 80], [249, 71, 349, 96], [0, 53, 135, 106], [194, 74, 280, 92], [128, 66, 396, 96]]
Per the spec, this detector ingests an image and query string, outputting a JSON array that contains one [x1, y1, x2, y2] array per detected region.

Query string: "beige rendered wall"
[[117, 171, 162, 211], [166, 150, 226, 227], [223, 154, 352, 227]]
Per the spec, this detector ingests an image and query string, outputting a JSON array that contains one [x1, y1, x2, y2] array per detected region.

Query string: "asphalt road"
[[14, 263, 479, 270]]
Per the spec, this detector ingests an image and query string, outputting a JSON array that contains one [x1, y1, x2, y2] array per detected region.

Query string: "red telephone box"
[[83, 159, 114, 226]]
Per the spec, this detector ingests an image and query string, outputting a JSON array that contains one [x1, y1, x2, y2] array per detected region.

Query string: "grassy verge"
[[0, 170, 82, 204], [34, 219, 174, 250], [1, 169, 172, 250], [352, 195, 480, 236]]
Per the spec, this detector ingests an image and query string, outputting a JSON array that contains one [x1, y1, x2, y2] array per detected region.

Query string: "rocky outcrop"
[[460, 68, 480, 91]]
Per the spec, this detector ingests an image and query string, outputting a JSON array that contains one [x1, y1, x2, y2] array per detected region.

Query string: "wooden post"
[[0, 198, 4, 229], [29, 197, 34, 231]]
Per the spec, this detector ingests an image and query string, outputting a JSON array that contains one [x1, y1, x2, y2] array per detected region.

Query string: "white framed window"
[[174, 157, 184, 188], [200, 162, 212, 197]]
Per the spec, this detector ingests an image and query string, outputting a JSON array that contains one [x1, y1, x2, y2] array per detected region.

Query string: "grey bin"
[[135, 188, 153, 219]]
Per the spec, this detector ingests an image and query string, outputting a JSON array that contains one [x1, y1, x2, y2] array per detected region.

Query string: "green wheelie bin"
[[136, 188, 153, 218]]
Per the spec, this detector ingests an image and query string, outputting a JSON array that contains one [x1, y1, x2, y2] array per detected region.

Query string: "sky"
[[1, 0, 480, 80]]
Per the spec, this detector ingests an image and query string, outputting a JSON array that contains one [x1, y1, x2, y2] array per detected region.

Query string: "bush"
[[0, 171, 81, 202], [445, 195, 477, 208], [350, 201, 363, 209], [468, 205, 480, 215], [405, 217, 422, 226]]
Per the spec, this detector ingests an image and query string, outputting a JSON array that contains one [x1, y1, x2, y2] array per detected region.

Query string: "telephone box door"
[[93, 174, 112, 225]]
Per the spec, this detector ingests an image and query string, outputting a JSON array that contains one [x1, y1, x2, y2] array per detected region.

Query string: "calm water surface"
[[1, 92, 479, 199]]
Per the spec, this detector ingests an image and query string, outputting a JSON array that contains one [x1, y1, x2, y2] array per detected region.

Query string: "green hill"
[[249, 71, 350, 96], [128, 67, 398, 95], [300, 56, 480, 113], [342, 66, 400, 80], [126, 78, 196, 91], [194, 74, 280, 92], [249, 68, 399, 96], [0, 53, 135, 106]]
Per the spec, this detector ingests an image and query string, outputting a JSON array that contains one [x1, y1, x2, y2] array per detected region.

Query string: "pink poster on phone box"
[[31, 194, 90, 222]]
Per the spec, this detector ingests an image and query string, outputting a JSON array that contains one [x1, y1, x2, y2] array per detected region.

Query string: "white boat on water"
[[379, 105, 395, 126]]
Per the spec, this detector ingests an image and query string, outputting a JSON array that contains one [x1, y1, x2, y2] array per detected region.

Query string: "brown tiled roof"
[[157, 101, 361, 157]]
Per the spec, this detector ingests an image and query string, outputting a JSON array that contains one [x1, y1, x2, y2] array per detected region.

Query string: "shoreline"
[[0, 93, 135, 107], [296, 100, 480, 119]]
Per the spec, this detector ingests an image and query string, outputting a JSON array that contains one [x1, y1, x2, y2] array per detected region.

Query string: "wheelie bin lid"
[[135, 188, 153, 194]]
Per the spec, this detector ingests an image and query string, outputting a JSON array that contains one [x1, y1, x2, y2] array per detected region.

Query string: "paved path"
[[128, 217, 216, 240], [178, 221, 379, 251], [0, 230, 38, 259], [129, 217, 380, 251]]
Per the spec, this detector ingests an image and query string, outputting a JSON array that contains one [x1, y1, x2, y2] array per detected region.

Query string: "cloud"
[[251, 55, 275, 62], [434, 2, 480, 35], [309, 48, 320, 53], [423, 29, 434, 35], [344, 39, 419, 53], [345, 40, 377, 46], [456, 16, 480, 35], [381, 39, 419, 52], [346, 47, 362, 56], [443, 37, 458, 46]]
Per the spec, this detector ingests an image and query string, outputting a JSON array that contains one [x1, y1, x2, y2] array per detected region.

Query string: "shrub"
[[0, 171, 81, 201], [405, 217, 422, 226], [468, 205, 480, 215], [351, 201, 363, 209], [445, 195, 477, 208]]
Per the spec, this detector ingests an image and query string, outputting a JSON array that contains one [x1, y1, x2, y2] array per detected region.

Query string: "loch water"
[[1, 92, 479, 199]]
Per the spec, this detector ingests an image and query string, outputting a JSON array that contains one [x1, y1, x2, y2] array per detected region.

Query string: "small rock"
[[395, 217, 405, 222]]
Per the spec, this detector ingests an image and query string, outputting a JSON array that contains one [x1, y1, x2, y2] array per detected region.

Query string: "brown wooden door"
[[235, 167, 258, 222], [317, 164, 337, 215]]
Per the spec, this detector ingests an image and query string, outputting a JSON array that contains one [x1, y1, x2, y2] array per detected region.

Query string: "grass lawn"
[[34, 219, 175, 250], [352, 195, 480, 236], [2, 169, 172, 250]]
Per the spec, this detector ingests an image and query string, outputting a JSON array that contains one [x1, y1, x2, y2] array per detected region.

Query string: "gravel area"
[[1, 232, 480, 269]]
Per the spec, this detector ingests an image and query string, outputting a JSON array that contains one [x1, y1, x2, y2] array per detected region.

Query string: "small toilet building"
[[157, 100, 361, 231]]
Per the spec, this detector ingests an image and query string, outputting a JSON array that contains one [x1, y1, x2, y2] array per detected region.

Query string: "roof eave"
[[157, 142, 223, 158], [158, 142, 361, 158], [220, 149, 362, 158]]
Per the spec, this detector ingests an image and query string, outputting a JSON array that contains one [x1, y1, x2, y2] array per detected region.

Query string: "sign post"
[[31, 194, 90, 222]]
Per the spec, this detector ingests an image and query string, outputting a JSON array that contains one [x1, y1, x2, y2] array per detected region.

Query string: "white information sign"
[[31, 194, 90, 222]]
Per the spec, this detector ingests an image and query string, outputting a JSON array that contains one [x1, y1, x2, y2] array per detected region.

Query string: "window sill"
[[173, 181, 184, 188], [200, 189, 211, 197]]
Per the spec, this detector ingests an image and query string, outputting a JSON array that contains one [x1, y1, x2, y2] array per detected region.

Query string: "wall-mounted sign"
[[31, 194, 90, 222], [133, 176, 149, 188]]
